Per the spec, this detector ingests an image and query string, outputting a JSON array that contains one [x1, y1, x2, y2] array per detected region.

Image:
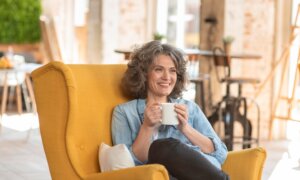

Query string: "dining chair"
[[0, 54, 38, 115], [0, 54, 27, 114]]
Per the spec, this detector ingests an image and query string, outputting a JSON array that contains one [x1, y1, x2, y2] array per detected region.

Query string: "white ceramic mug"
[[161, 103, 178, 125]]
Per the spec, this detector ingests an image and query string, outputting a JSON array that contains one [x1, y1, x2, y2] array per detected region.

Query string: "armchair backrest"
[[31, 62, 130, 179]]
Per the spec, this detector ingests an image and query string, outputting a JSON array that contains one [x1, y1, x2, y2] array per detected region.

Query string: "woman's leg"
[[148, 138, 229, 180]]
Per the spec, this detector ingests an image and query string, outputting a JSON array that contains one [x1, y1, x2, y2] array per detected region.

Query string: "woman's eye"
[[154, 68, 163, 72], [170, 69, 177, 73]]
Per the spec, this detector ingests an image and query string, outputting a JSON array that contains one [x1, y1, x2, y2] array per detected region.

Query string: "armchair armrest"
[[83, 164, 169, 180], [222, 147, 267, 180]]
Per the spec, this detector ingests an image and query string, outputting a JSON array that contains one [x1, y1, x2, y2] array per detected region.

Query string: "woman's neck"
[[146, 94, 168, 104]]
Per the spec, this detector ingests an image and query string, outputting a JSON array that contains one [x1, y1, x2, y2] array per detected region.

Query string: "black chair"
[[208, 47, 260, 150]]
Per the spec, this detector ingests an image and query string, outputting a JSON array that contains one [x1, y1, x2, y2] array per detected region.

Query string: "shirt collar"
[[137, 99, 146, 122]]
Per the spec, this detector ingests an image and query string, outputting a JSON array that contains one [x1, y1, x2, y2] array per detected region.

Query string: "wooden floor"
[[0, 113, 50, 180], [0, 113, 299, 180]]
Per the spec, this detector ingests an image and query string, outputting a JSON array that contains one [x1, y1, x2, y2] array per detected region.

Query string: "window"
[[156, 0, 201, 49]]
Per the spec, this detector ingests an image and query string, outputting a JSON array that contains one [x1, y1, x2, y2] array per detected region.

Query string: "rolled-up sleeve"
[[206, 136, 228, 164], [190, 102, 228, 165], [111, 105, 143, 165]]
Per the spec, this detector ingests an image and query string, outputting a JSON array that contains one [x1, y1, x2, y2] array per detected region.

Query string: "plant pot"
[[223, 43, 231, 55]]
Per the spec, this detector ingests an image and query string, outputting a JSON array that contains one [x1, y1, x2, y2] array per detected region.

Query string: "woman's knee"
[[151, 138, 180, 149], [148, 138, 181, 163]]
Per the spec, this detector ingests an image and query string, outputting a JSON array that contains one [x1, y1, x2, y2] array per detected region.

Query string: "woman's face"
[[147, 54, 177, 100]]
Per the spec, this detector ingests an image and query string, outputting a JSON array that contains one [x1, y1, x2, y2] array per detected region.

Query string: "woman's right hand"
[[143, 102, 162, 128]]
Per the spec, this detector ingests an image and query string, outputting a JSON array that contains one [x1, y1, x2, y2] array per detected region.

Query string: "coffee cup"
[[161, 103, 178, 125]]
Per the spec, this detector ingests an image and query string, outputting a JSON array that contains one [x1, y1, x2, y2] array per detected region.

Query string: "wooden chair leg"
[[25, 74, 36, 113], [1, 73, 8, 115], [16, 84, 22, 114]]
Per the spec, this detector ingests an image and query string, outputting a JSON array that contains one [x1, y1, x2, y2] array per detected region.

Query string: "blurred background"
[[0, 0, 300, 179]]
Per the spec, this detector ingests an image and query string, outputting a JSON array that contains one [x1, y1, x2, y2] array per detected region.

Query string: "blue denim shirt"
[[111, 98, 228, 169]]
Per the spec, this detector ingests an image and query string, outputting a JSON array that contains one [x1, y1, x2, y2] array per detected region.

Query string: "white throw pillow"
[[99, 143, 135, 172]]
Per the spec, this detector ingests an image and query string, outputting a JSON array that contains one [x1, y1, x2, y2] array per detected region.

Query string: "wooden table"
[[183, 48, 261, 60], [115, 48, 262, 60], [115, 48, 261, 115]]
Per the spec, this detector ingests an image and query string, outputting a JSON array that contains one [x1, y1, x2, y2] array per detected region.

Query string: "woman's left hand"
[[174, 104, 189, 132]]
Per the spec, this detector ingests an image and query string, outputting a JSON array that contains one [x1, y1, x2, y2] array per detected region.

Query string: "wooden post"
[[267, 4, 300, 140]]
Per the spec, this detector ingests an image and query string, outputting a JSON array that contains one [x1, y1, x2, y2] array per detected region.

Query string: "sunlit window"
[[156, 0, 201, 49]]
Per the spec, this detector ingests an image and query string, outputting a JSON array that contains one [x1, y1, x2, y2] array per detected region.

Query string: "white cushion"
[[99, 143, 135, 172]]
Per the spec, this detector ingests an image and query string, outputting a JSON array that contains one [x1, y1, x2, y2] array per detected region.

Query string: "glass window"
[[156, 0, 201, 49]]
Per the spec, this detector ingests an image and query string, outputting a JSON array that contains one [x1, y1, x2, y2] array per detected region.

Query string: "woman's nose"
[[162, 70, 170, 79]]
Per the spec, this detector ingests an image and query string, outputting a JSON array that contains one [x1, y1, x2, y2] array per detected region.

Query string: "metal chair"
[[208, 47, 260, 150]]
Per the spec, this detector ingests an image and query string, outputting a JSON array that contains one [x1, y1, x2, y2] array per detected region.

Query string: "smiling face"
[[147, 54, 177, 102]]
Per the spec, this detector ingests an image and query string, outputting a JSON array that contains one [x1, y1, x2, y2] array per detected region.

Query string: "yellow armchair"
[[31, 61, 266, 180]]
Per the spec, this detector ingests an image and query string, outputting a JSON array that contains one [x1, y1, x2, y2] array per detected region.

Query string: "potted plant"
[[0, 0, 42, 61], [153, 32, 166, 41], [222, 36, 235, 54]]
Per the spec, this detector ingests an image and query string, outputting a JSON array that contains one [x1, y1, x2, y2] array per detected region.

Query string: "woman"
[[112, 41, 229, 180]]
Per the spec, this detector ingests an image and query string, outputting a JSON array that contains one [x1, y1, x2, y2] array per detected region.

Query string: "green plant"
[[0, 0, 42, 44], [153, 32, 165, 41], [222, 36, 235, 44]]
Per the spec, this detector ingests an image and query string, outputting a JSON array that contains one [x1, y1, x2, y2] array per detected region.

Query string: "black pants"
[[148, 138, 229, 180]]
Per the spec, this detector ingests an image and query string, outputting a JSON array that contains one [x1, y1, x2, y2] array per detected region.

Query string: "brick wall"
[[224, 0, 275, 139], [99, 0, 149, 64], [118, 0, 147, 48]]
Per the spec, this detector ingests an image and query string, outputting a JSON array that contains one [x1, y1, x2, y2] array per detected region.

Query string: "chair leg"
[[209, 96, 257, 150], [21, 82, 31, 112], [15, 84, 22, 114], [235, 97, 253, 149], [224, 98, 236, 151], [240, 98, 252, 149], [208, 98, 234, 150], [25, 74, 36, 113], [1, 73, 8, 115]]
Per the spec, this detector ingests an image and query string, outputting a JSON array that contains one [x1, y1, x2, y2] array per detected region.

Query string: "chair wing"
[[222, 147, 267, 180]]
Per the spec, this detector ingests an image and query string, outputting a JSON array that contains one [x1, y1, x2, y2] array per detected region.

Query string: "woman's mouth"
[[158, 82, 170, 87]]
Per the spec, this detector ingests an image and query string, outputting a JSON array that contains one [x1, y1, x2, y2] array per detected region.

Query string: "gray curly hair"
[[121, 40, 188, 99]]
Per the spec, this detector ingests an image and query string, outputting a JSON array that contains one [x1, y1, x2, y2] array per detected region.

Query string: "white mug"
[[161, 103, 178, 125]]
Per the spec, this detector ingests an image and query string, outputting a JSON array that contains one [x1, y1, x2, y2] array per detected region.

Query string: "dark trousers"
[[148, 138, 229, 180]]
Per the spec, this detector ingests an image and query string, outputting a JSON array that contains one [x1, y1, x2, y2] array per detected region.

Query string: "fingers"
[[174, 104, 188, 121], [174, 104, 189, 132], [148, 103, 161, 117], [177, 113, 187, 125], [144, 102, 189, 128], [144, 103, 162, 127]]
